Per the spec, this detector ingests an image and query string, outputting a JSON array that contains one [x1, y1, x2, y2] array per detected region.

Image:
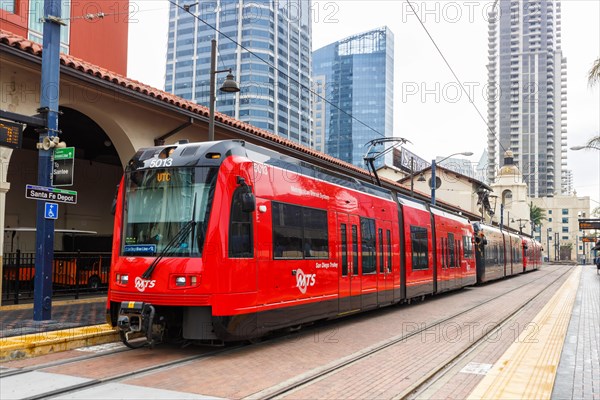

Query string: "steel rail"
[[250, 267, 571, 400]]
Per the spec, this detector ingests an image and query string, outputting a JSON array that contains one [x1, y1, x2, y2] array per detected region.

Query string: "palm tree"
[[529, 202, 546, 231], [585, 136, 600, 150], [589, 57, 600, 86], [581, 59, 600, 151]]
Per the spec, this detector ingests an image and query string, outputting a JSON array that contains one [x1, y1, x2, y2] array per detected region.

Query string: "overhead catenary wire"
[[168, 0, 388, 141], [173, 0, 509, 164], [403, 0, 508, 159], [52, 4, 168, 22], [66, 0, 508, 161], [39, 3, 389, 143]]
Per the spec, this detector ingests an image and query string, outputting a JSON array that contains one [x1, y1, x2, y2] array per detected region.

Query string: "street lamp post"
[[546, 227, 551, 261], [208, 39, 240, 142], [430, 151, 473, 205], [33, 0, 63, 321], [511, 218, 529, 234], [576, 232, 579, 264]]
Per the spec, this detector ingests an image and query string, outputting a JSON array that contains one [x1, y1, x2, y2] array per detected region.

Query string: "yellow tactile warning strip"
[[0, 324, 118, 362], [468, 267, 581, 400]]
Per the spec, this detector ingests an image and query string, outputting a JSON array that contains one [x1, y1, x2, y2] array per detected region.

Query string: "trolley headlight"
[[119, 274, 129, 285], [169, 274, 200, 288]]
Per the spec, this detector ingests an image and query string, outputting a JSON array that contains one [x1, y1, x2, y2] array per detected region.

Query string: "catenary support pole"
[[34, 0, 62, 320]]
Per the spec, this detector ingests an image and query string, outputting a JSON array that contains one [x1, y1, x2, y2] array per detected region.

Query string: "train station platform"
[[466, 263, 599, 399], [0, 296, 116, 361], [0, 265, 598, 399]]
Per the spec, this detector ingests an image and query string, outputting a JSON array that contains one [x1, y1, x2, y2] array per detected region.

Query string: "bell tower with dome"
[[491, 151, 530, 226]]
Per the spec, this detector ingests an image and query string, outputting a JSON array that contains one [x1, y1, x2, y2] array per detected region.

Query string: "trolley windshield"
[[121, 167, 217, 257]]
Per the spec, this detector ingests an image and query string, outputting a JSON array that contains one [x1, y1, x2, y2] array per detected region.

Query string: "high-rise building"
[[312, 27, 394, 168], [486, 0, 567, 197], [0, 0, 129, 74], [165, 0, 312, 146]]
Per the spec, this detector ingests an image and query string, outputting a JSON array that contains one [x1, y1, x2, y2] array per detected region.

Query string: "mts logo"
[[295, 269, 316, 294]]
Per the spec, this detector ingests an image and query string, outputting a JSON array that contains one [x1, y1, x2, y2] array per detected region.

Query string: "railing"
[[2, 251, 111, 305]]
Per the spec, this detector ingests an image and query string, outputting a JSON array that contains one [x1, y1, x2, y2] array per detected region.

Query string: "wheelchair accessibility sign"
[[45, 202, 58, 220]]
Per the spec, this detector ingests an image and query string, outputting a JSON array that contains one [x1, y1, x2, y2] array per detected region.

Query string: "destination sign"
[[124, 244, 156, 255], [25, 184, 78, 204], [579, 219, 600, 230], [53, 147, 75, 186], [54, 147, 74, 160], [0, 120, 23, 149], [582, 237, 599, 243]]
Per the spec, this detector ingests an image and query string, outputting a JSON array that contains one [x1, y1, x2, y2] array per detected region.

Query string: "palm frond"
[[586, 136, 600, 148], [589, 57, 600, 86]]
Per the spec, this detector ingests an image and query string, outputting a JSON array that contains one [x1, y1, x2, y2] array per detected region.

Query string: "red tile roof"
[[0, 29, 373, 178]]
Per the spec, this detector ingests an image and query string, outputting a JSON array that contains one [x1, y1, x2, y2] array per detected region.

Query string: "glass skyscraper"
[[165, 0, 312, 146], [312, 27, 394, 168], [486, 0, 568, 197]]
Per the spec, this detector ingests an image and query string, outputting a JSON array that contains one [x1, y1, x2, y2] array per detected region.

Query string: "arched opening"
[[4, 107, 123, 254], [502, 189, 513, 209]]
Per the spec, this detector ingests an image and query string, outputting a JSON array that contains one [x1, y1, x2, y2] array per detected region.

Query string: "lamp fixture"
[[219, 72, 240, 93], [208, 39, 240, 142]]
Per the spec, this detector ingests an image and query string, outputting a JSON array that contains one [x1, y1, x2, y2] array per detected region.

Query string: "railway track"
[[400, 266, 574, 399], [10, 343, 246, 400], [0, 343, 131, 379], [1, 266, 570, 400], [246, 266, 572, 399]]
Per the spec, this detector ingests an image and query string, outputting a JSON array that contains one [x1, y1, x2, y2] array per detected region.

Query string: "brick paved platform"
[[0, 297, 115, 362], [551, 264, 600, 400], [1, 264, 598, 399], [0, 297, 107, 338]]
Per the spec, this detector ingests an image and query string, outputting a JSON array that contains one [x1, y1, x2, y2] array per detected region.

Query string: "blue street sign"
[[44, 202, 58, 220]]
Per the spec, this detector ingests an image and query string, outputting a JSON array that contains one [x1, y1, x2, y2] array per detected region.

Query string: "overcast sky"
[[127, 0, 599, 206]]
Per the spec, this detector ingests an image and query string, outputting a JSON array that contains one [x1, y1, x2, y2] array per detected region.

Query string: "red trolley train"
[[106, 140, 541, 347]]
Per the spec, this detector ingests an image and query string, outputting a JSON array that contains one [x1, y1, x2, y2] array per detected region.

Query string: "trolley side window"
[[361, 217, 376, 274], [448, 233, 456, 268], [378, 228, 384, 273], [272, 202, 328, 259], [229, 187, 254, 258], [515, 241, 522, 262], [303, 207, 329, 258], [341, 224, 348, 276], [352, 225, 359, 275], [410, 226, 429, 270], [463, 235, 473, 259], [441, 237, 446, 268], [386, 230, 392, 273]]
